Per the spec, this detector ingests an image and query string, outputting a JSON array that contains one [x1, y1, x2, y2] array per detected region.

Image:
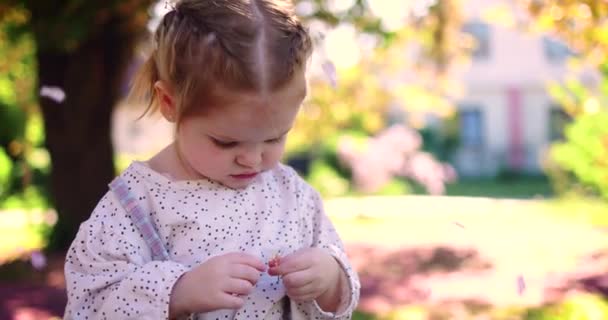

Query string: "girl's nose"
[[236, 147, 262, 168]]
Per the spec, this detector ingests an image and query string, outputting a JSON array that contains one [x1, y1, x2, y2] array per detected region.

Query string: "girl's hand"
[[267, 248, 345, 311], [169, 252, 266, 317]]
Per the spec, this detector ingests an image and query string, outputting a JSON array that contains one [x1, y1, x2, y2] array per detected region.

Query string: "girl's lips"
[[231, 172, 258, 179]]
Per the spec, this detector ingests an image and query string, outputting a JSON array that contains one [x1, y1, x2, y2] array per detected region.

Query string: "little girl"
[[63, 0, 360, 319]]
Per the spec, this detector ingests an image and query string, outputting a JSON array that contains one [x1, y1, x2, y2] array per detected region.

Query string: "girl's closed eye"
[[210, 134, 285, 148], [211, 138, 238, 148], [265, 135, 285, 144]]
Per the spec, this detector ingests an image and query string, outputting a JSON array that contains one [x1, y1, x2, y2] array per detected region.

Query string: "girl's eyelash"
[[211, 138, 238, 148], [211, 135, 284, 147], [265, 136, 284, 143]]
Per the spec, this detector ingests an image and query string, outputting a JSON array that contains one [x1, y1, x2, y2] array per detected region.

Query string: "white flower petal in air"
[[148, 0, 173, 32], [322, 60, 338, 88], [40, 86, 66, 103], [31, 250, 47, 270]]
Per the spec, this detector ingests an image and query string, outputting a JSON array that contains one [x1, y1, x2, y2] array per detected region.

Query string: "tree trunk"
[[36, 22, 135, 252]]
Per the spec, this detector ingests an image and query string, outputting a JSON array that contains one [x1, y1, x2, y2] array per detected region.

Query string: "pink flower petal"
[[322, 60, 338, 88], [30, 251, 47, 270], [517, 274, 526, 295]]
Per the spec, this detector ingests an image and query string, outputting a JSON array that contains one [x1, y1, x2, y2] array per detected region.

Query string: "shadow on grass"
[[576, 250, 608, 297], [578, 274, 608, 297], [0, 253, 66, 320], [349, 244, 492, 313], [541, 249, 608, 302], [353, 299, 495, 320], [0, 285, 65, 320]]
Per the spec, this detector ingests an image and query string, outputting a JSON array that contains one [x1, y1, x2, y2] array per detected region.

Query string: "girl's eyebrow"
[[210, 127, 293, 141]]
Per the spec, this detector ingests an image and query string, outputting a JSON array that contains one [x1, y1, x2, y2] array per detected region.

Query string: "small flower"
[[267, 251, 282, 284], [268, 251, 281, 268]]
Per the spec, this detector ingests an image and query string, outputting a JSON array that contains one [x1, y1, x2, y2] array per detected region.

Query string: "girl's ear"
[[154, 81, 177, 123]]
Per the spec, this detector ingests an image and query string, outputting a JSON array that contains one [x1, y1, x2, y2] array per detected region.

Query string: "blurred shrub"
[[338, 125, 456, 195], [287, 66, 392, 156], [549, 111, 608, 199], [418, 124, 460, 162], [307, 159, 350, 198], [295, 125, 455, 198], [0, 113, 50, 209], [543, 71, 608, 199], [0, 8, 50, 209], [374, 179, 411, 196], [524, 1, 608, 200], [0, 147, 11, 193]]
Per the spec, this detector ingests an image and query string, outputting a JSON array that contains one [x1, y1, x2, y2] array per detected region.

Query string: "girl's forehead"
[[236, 69, 306, 103], [208, 98, 300, 138], [184, 72, 307, 139], [189, 87, 303, 140], [234, 72, 307, 107]]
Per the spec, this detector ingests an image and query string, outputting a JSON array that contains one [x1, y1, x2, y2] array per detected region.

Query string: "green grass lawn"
[[326, 195, 608, 250], [408, 176, 555, 199], [445, 177, 554, 199]]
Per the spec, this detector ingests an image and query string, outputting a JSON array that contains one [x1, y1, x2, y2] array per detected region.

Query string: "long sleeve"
[[63, 192, 189, 320], [293, 180, 361, 319]]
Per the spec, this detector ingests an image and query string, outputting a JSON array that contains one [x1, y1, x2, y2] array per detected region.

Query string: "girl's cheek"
[[271, 145, 286, 159]]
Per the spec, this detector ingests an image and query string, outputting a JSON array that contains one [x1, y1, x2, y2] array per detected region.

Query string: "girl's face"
[[175, 73, 307, 189]]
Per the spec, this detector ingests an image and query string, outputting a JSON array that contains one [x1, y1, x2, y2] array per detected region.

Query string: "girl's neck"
[[147, 143, 205, 182]]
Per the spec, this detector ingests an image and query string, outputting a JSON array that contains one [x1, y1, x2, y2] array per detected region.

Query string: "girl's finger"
[[230, 263, 262, 285], [285, 280, 318, 298], [282, 269, 314, 289], [272, 251, 311, 275], [217, 292, 246, 310], [287, 291, 317, 303], [228, 252, 267, 272], [224, 278, 255, 296]]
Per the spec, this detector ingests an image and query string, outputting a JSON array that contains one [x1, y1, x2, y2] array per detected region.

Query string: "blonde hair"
[[130, 0, 313, 121]]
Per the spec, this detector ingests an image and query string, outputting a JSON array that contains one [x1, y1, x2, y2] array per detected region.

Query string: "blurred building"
[[452, 0, 575, 177]]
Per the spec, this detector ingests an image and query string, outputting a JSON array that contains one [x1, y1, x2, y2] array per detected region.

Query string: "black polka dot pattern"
[[64, 162, 360, 319]]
